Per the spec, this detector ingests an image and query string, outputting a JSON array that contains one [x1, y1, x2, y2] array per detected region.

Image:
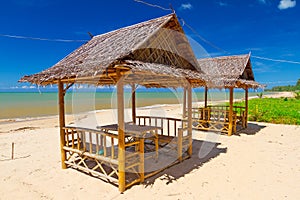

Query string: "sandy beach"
[[0, 92, 299, 199]]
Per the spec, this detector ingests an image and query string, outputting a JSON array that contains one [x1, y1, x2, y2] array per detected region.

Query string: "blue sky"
[[0, 0, 299, 90]]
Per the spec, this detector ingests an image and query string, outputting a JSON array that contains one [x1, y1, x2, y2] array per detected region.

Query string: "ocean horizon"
[[0, 89, 266, 120]]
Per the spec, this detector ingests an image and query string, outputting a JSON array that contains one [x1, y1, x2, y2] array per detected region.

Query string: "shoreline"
[[0, 91, 294, 125]]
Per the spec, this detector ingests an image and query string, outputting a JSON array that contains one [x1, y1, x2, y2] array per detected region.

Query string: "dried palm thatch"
[[19, 14, 203, 88], [19, 13, 261, 89], [197, 54, 263, 89], [198, 54, 254, 80]]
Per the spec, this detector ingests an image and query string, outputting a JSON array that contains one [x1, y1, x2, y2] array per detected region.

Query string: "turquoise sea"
[[0, 90, 265, 119]]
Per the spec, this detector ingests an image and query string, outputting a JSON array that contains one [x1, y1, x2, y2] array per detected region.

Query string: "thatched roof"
[[197, 54, 254, 80], [197, 54, 263, 89], [19, 14, 261, 89], [20, 14, 204, 88]]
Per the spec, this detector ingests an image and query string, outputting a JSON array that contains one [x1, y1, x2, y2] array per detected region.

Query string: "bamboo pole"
[[228, 87, 234, 136], [117, 73, 126, 193], [178, 129, 183, 162], [131, 84, 136, 124], [182, 87, 187, 118], [139, 138, 144, 183], [245, 88, 249, 128], [204, 86, 208, 108], [58, 80, 67, 169], [11, 142, 14, 160], [187, 83, 192, 156]]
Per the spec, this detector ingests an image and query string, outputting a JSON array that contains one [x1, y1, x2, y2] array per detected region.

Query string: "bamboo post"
[[244, 88, 248, 128], [228, 87, 234, 136], [131, 84, 136, 124], [11, 142, 14, 160], [182, 87, 187, 118], [139, 138, 144, 183], [58, 80, 67, 169], [177, 129, 183, 162], [187, 83, 193, 156], [117, 73, 126, 193], [204, 86, 208, 108]]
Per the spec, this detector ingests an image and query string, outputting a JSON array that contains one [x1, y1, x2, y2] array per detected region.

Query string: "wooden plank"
[[131, 84, 136, 124], [111, 137, 115, 159], [139, 138, 144, 183], [96, 134, 99, 154], [161, 118, 164, 135], [89, 132, 92, 154], [71, 130, 74, 149], [228, 87, 234, 136], [244, 88, 248, 128], [187, 84, 193, 156], [103, 136, 107, 157], [204, 86, 208, 108], [178, 128, 183, 162], [117, 72, 126, 193], [167, 119, 170, 136], [182, 87, 187, 118], [58, 80, 67, 169], [82, 132, 86, 151], [174, 121, 177, 137], [77, 131, 81, 150]]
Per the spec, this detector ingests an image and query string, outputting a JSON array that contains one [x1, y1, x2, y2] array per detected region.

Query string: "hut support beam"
[[182, 87, 187, 118], [204, 86, 208, 108], [187, 84, 192, 156], [58, 80, 67, 169], [117, 76, 126, 193], [244, 88, 248, 128], [228, 87, 234, 136], [131, 84, 136, 124]]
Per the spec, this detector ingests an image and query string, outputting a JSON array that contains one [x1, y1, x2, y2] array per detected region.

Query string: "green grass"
[[234, 97, 300, 125]]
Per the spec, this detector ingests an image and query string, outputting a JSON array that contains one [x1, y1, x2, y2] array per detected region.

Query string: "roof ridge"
[[197, 54, 249, 61], [94, 14, 174, 39]]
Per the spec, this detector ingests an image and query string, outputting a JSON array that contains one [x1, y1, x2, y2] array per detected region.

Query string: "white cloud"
[[278, 0, 296, 10], [180, 3, 193, 10], [20, 85, 36, 89]]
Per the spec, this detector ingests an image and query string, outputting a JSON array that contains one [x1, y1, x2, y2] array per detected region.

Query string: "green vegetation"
[[256, 92, 263, 99], [234, 97, 300, 125], [294, 91, 300, 100], [266, 78, 300, 92]]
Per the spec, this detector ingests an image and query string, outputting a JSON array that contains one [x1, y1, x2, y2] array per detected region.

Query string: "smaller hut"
[[190, 54, 262, 135]]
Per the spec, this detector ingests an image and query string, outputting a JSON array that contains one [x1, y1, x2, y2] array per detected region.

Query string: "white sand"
[[0, 92, 299, 199]]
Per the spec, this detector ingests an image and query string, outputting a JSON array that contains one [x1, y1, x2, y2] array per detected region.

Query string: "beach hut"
[[20, 14, 208, 192], [191, 54, 261, 135]]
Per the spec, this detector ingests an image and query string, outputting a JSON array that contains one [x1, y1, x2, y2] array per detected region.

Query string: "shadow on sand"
[[143, 139, 227, 187], [236, 122, 266, 136]]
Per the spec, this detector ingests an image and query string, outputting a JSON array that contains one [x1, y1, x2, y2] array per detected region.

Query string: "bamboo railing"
[[135, 116, 190, 161], [191, 107, 238, 133], [61, 116, 191, 190], [62, 126, 143, 185]]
